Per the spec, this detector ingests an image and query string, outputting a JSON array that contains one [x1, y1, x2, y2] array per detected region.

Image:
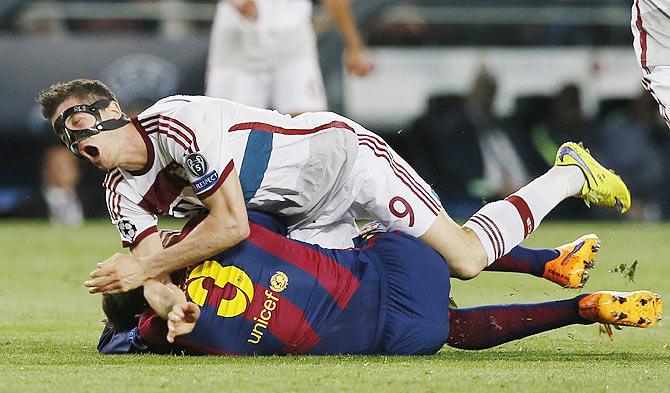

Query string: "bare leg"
[[421, 166, 584, 280]]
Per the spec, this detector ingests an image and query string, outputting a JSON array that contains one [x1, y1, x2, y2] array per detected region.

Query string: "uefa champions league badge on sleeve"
[[187, 153, 220, 195], [117, 219, 137, 241]]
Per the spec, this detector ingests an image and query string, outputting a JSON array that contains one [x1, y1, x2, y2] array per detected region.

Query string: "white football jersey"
[[632, 0, 670, 67], [105, 96, 358, 247]]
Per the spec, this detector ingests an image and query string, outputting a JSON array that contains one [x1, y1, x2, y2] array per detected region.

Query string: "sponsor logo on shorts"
[[185, 153, 208, 178], [191, 170, 219, 194]]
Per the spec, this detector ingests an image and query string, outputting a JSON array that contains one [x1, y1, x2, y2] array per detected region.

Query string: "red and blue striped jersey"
[[138, 213, 382, 355]]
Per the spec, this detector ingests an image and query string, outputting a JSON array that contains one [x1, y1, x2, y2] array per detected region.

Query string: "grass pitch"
[[0, 220, 668, 393]]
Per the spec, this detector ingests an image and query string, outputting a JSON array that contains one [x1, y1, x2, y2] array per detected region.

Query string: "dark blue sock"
[[447, 295, 591, 350], [485, 245, 560, 277]]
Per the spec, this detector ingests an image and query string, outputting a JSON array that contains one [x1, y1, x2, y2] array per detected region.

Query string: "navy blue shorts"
[[364, 232, 451, 355]]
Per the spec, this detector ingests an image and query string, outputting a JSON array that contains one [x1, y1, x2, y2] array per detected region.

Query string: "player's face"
[[52, 97, 123, 171]]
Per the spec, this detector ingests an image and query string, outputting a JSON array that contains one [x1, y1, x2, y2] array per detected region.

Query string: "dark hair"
[[101, 287, 148, 332], [36, 79, 117, 121]]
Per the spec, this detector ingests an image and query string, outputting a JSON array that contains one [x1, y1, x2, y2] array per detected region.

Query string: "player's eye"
[[66, 113, 96, 130]]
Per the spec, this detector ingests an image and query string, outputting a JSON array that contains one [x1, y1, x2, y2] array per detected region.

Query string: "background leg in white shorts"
[[272, 43, 327, 114], [205, 66, 272, 109]]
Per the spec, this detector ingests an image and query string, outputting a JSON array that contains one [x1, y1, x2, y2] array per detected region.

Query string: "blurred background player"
[[206, 0, 373, 115], [41, 145, 84, 226], [632, 0, 670, 128], [97, 212, 663, 355]]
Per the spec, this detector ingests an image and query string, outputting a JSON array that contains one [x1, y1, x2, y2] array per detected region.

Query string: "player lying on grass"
[[98, 212, 662, 355], [37, 80, 631, 293]]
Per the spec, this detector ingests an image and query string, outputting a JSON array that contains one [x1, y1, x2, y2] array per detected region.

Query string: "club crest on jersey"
[[185, 153, 208, 178], [117, 219, 137, 240], [269, 271, 289, 292]]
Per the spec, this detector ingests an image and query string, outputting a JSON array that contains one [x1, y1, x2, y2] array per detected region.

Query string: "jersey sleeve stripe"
[[197, 159, 235, 200], [110, 175, 124, 220], [141, 116, 198, 154], [104, 170, 124, 221], [228, 120, 356, 135], [103, 170, 122, 220], [247, 223, 361, 310], [122, 226, 157, 248], [158, 115, 199, 151], [155, 127, 189, 151]]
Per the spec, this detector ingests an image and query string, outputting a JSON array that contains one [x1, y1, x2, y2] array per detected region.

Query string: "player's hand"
[[344, 47, 374, 77], [167, 302, 201, 343], [85, 253, 146, 294], [234, 0, 259, 22]]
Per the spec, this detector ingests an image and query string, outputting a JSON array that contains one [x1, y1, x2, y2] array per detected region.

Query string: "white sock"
[[464, 166, 584, 264]]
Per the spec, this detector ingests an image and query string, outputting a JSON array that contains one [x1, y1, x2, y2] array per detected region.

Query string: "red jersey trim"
[[228, 120, 356, 135], [197, 159, 235, 200], [129, 117, 155, 176], [123, 225, 157, 248]]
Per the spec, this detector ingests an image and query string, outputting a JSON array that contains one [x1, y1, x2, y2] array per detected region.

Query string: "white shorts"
[[205, 44, 327, 114], [641, 65, 670, 129], [288, 121, 443, 248]]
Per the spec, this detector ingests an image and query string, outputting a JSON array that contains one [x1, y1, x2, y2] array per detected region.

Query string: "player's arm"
[[140, 167, 249, 280], [142, 278, 200, 343], [320, 0, 373, 77], [143, 279, 186, 319], [86, 169, 249, 294]]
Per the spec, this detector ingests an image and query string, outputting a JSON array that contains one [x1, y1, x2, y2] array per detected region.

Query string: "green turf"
[[0, 220, 668, 393]]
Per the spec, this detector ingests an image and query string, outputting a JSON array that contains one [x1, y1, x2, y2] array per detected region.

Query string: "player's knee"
[[449, 259, 483, 280]]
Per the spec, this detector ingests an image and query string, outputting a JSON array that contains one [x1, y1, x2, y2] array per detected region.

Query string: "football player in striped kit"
[[632, 0, 670, 128], [97, 212, 662, 356], [37, 79, 630, 296]]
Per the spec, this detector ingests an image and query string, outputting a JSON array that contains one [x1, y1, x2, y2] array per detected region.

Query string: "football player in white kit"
[[206, 0, 373, 114], [632, 0, 670, 128], [37, 80, 631, 294]]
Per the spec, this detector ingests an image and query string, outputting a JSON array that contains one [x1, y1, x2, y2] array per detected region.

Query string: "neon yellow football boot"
[[555, 142, 631, 213], [579, 290, 663, 330], [543, 234, 600, 288]]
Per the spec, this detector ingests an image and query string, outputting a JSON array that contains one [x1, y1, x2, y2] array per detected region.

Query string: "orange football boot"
[[579, 290, 663, 338], [543, 234, 600, 288]]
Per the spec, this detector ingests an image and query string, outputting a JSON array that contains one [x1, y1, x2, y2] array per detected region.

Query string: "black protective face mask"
[[52, 98, 130, 157]]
